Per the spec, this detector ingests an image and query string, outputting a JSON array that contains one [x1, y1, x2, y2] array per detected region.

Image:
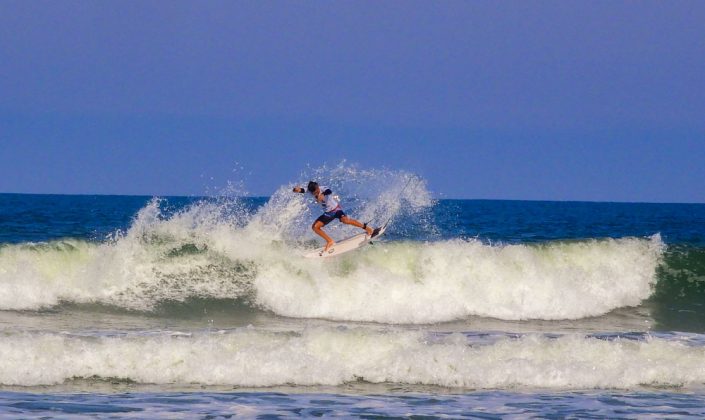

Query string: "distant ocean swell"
[[1, 328, 704, 389], [0, 233, 669, 322]]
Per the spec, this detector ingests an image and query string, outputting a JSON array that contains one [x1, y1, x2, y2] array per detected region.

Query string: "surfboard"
[[304, 225, 387, 259]]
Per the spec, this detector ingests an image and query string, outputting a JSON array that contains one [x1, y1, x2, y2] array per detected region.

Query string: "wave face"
[[1, 328, 704, 389], [655, 245, 705, 302]]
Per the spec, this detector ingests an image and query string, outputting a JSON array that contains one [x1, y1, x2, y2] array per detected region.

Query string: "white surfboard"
[[304, 225, 387, 259]]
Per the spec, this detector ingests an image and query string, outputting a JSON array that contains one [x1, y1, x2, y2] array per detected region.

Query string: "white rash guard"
[[319, 187, 342, 213]]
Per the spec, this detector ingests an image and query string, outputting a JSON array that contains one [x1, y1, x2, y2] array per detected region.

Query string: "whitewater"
[[0, 233, 664, 322], [1, 328, 704, 389]]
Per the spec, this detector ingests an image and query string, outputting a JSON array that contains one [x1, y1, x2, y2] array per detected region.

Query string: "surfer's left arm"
[[292, 186, 305, 193]]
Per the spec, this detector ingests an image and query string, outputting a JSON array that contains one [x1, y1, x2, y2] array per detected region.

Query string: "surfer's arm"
[[292, 186, 323, 202]]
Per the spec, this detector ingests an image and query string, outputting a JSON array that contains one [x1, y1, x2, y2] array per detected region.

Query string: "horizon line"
[[1, 191, 703, 206]]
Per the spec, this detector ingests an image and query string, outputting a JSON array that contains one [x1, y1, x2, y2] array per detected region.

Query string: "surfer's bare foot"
[[365, 226, 374, 236], [324, 241, 335, 252]]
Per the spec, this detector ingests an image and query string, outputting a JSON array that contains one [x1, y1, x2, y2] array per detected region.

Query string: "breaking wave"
[[0, 166, 673, 322], [0, 328, 703, 389]]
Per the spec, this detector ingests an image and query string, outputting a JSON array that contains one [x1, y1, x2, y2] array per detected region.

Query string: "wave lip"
[[0, 328, 703, 389]]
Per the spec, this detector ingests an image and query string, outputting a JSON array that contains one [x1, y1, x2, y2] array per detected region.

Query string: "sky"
[[1, 1, 704, 202]]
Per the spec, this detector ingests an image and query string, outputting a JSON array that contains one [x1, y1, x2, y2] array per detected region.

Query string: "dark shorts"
[[315, 210, 346, 226]]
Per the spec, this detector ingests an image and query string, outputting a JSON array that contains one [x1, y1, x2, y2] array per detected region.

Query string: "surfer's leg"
[[340, 215, 374, 235], [312, 220, 335, 251]]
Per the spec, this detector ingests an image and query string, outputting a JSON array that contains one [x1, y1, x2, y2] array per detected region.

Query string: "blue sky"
[[1, 1, 703, 202]]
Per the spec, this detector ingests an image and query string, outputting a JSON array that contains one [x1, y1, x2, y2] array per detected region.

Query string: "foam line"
[[0, 328, 702, 388]]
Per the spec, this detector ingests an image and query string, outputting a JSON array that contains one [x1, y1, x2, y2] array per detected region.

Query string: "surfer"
[[293, 181, 380, 252]]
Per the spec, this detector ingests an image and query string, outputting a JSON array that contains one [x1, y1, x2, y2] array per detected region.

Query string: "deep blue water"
[[3, 194, 703, 245]]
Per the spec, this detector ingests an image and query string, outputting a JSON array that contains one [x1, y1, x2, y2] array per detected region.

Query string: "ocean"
[[1, 169, 704, 418]]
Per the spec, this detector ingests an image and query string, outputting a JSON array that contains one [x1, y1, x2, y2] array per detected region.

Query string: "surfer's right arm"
[[293, 186, 323, 202]]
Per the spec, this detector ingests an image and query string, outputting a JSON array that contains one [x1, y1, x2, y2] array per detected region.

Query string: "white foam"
[[255, 236, 664, 322], [0, 328, 702, 389], [0, 234, 663, 322], [0, 199, 256, 311]]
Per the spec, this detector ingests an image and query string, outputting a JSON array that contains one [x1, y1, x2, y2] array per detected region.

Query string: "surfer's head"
[[306, 181, 319, 194]]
